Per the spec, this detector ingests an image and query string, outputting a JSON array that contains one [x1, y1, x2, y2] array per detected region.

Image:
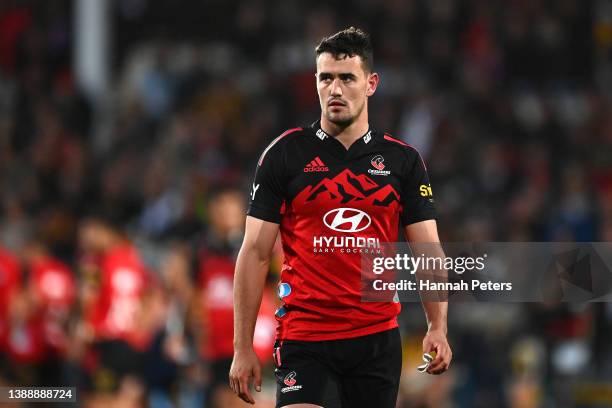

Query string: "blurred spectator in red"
[[77, 215, 152, 401], [0, 246, 51, 386], [23, 239, 76, 356], [0, 246, 38, 386], [0, 246, 21, 359], [198, 187, 276, 408], [7, 239, 77, 386], [4, 289, 45, 382]]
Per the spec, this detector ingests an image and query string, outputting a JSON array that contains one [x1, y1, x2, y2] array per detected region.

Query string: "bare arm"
[[230, 215, 279, 403], [404, 219, 452, 374], [404, 219, 447, 333], [233, 216, 280, 350]]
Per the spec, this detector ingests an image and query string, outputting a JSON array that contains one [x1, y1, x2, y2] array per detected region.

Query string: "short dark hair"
[[315, 27, 374, 73]]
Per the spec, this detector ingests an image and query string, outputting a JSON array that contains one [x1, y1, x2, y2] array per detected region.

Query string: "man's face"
[[209, 191, 245, 238], [78, 219, 110, 253], [316, 52, 378, 127]]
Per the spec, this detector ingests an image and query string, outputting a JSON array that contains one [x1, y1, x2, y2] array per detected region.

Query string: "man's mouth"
[[328, 100, 346, 107]]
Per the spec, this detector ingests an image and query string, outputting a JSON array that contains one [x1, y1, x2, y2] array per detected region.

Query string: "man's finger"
[[430, 364, 448, 375], [428, 346, 445, 369], [238, 375, 255, 404], [428, 361, 447, 373], [429, 347, 453, 373], [427, 347, 448, 372], [254, 363, 262, 392]]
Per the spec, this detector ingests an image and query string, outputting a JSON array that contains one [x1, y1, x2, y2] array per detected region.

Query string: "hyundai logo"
[[323, 208, 371, 232]]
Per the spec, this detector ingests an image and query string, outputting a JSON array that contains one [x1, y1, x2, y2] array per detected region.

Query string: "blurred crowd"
[[0, 0, 612, 407]]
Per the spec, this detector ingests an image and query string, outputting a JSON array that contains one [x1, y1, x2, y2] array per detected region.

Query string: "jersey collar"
[[310, 120, 377, 145]]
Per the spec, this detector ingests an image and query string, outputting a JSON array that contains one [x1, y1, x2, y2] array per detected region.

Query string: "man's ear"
[[366, 72, 379, 97]]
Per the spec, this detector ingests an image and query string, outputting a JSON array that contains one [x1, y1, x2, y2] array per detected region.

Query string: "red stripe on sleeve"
[[258, 128, 302, 166], [383, 133, 409, 146], [384, 133, 428, 170]]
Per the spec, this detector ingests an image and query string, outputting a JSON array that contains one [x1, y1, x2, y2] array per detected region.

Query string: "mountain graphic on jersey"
[[293, 169, 399, 207]]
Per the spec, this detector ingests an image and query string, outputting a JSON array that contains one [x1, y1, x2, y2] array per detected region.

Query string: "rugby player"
[[230, 27, 451, 408]]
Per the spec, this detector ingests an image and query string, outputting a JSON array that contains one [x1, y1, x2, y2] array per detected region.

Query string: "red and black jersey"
[[86, 244, 150, 349], [199, 241, 282, 362], [0, 248, 20, 352], [247, 121, 436, 341]]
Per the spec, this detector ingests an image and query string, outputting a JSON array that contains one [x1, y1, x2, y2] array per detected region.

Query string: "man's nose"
[[330, 78, 342, 96]]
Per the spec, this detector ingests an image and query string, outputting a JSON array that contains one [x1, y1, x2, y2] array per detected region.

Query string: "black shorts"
[[273, 328, 402, 408]]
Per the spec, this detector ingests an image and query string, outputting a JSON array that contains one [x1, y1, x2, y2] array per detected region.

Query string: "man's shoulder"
[[377, 131, 422, 158], [257, 127, 308, 166]]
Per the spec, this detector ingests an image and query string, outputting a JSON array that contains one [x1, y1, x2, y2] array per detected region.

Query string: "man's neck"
[[320, 114, 369, 150]]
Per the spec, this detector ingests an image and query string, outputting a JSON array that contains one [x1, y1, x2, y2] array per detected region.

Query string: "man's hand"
[[229, 348, 262, 404], [422, 329, 452, 374]]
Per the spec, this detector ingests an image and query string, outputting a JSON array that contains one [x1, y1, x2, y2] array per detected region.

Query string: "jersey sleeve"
[[246, 139, 287, 224], [400, 149, 436, 225]]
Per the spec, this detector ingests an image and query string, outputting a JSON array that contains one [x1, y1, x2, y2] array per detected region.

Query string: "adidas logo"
[[304, 156, 329, 172]]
